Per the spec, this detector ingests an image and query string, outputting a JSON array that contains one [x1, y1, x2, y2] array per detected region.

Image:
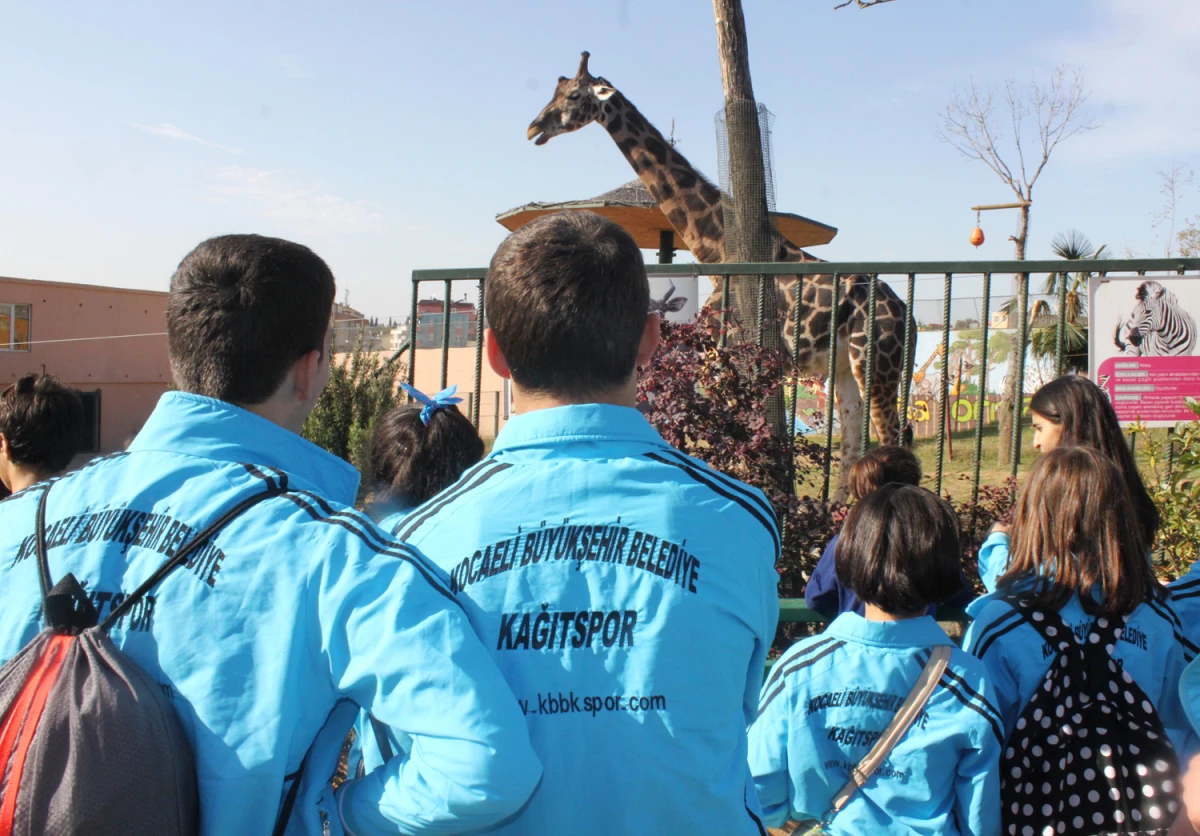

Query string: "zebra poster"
[[1090, 275, 1200, 427]]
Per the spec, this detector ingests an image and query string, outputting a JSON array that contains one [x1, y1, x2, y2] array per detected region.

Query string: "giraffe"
[[528, 52, 910, 490]]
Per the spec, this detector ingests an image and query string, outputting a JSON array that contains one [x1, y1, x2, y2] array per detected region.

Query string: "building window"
[[0, 303, 31, 351]]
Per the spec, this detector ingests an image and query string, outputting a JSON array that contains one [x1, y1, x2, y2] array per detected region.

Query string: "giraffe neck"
[[597, 92, 726, 264]]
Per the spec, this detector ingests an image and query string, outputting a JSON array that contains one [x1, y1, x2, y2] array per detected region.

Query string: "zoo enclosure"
[[407, 258, 1200, 512]]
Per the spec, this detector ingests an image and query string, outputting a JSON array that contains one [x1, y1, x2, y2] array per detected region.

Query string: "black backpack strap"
[[370, 716, 396, 762], [273, 748, 311, 836], [100, 485, 286, 631], [1005, 597, 1077, 655], [36, 481, 99, 632]]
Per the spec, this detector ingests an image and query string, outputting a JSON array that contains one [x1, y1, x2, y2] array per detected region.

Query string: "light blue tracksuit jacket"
[[365, 404, 781, 835], [748, 613, 1002, 835], [0, 392, 541, 836], [965, 588, 1197, 755]]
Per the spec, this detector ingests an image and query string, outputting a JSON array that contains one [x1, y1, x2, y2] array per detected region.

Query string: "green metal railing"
[[409, 258, 1200, 505]]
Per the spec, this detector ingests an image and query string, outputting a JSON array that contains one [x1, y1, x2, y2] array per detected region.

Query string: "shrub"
[[1131, 405, 1200, 582], [637, 313, 837, 599], [302, 339, 404, 498]]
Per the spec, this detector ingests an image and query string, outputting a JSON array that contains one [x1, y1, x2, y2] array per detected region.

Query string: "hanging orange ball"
[[970, 226, 985, 247]]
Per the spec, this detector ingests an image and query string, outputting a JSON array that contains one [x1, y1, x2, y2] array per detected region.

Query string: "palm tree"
[[999, 230, 1106, 374]]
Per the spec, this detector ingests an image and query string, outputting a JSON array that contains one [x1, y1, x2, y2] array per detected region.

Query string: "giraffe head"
[[527, 52, 616, 146]]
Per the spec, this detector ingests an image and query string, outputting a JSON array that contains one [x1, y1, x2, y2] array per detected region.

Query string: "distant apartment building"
[[416, 299, 478, 349], [333, 302, 408, 353], [0, 276, 171, 453]]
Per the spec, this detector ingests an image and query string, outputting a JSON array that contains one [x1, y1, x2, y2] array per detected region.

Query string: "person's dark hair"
[[486, 211, 649, 397], [1000, 445, 1163, 616], [1029, 374, 1158, 548], [167, 234, 336, 405], [368, 404, 485, 508], [848, 444, 922, 501], [836, 483, 963, 615], [0, 373, 85, 474]]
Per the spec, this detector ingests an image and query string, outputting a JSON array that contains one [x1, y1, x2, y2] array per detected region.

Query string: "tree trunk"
[[712, 0, 790, 478], [997, 203, 1030, 465]]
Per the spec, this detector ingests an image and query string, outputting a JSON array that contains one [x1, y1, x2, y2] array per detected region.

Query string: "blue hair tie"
[[400, 383, 463, 425]]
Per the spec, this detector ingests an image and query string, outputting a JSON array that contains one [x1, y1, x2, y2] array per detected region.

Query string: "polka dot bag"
[[1000, 601, 1180, 836]]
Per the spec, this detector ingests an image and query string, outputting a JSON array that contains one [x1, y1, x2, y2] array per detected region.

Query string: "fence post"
[[494, 391, 500, 438], [407, 277, 419, 397], [1054, 265, 1069, 377], [474, 278, 485, 427], [441, 279, 453, 390], [790, 275, 803, 485], [969, 273, 993, 538], [861, 274, 878, 454], [1009, 271, 1031, 477], [720, 275, 731, 349], [900, 273, 916, 445], [935, 273, 953, 495], [821, 273, 841, 502]]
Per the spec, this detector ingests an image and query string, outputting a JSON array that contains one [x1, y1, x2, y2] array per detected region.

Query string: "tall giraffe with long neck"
[[528, 53, 909, 486]]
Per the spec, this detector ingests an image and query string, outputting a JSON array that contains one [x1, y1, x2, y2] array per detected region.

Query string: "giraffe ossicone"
[[528, 52, 912, 495]]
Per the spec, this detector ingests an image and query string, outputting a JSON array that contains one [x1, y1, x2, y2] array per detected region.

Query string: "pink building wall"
[[0, 276, 170, 453]]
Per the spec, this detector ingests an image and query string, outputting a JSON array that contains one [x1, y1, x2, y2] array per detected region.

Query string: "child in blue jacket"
[[750, 484, 1002, 835], [806, 445, 973, 618], [975, 374, 1159, 594], [966, 446, 1195, 756]]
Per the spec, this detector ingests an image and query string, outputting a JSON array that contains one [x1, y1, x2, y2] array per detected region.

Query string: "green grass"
[[796, 420, 1172, 501]]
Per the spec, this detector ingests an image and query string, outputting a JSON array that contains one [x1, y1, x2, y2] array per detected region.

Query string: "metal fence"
[[409, 258, 1200, 510]]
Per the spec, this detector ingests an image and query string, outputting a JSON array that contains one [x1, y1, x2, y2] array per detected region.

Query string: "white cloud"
[[1044, 0, 1200, 161], [209, 166, 384, 232], [131, 122, 244, 154]]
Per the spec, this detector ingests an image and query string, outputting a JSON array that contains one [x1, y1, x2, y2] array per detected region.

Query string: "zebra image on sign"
[[1091, 274, 1200, 427]]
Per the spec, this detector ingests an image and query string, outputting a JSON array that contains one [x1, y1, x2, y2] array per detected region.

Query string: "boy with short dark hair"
[[0, 234, 540, 835], [749, 485, 1001, 834], [384, 211, 781, 834], [0, 373, 84, 494]]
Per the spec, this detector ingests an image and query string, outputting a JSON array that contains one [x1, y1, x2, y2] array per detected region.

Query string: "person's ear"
[[0, 432, 9, 461], [292, 349, 323, 403], [486, 329, 512, 380], [636, 314, 661, 367]]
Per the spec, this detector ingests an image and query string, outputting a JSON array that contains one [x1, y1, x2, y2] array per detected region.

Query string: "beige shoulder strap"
[[822, 644, 952, 825]]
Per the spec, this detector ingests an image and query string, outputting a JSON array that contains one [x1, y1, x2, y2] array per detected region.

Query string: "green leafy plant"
[[302, 339, 404, 496], [1131, 406, 1200, 581]]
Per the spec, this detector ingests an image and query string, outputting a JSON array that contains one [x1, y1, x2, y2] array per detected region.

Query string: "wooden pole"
[[712, 0, 789, 466]]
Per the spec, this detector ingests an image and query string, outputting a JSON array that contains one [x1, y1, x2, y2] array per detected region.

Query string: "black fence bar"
[[900, 273, 916, 445], [861, 274, 879, 454], [1009, 272, 1031, 477], [790, 275, 803, 485], [494, 391, 501, 438], [969, 273, 993, 538], [935, 273, 953, 495], [407, 283, 418, 398], [1054, 265, 1069, 378], [719, 275, 731, 349], [440, 279, 453, 390], [474, 278, 486, 426], [756, 274, 767, 347], [821, 274, 841, 502]]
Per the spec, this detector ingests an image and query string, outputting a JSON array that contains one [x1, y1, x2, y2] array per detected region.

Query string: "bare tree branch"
[[833, 0, 896, 9]]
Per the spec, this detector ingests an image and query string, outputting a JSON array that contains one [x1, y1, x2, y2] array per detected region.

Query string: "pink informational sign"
[[1095, 356, 1200, 425], [1090, 274, 1200, 427]]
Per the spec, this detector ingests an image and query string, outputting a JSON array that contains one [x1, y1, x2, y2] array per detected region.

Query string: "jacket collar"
[[490, 404, 670, 454], [824, 611, 954, 649], [127, 392, 359, 505]]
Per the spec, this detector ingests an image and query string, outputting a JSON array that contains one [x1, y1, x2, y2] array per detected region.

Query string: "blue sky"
[[1, 0, 1198, 321]]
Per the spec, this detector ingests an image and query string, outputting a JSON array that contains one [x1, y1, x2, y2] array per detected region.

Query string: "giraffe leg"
[[833, 348, 864, 503]]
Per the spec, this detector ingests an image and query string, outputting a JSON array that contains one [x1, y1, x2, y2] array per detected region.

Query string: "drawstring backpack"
[[787, 645, 952, 836], [0, 481, 291, 836], [1000, 600, 1181, 836]]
